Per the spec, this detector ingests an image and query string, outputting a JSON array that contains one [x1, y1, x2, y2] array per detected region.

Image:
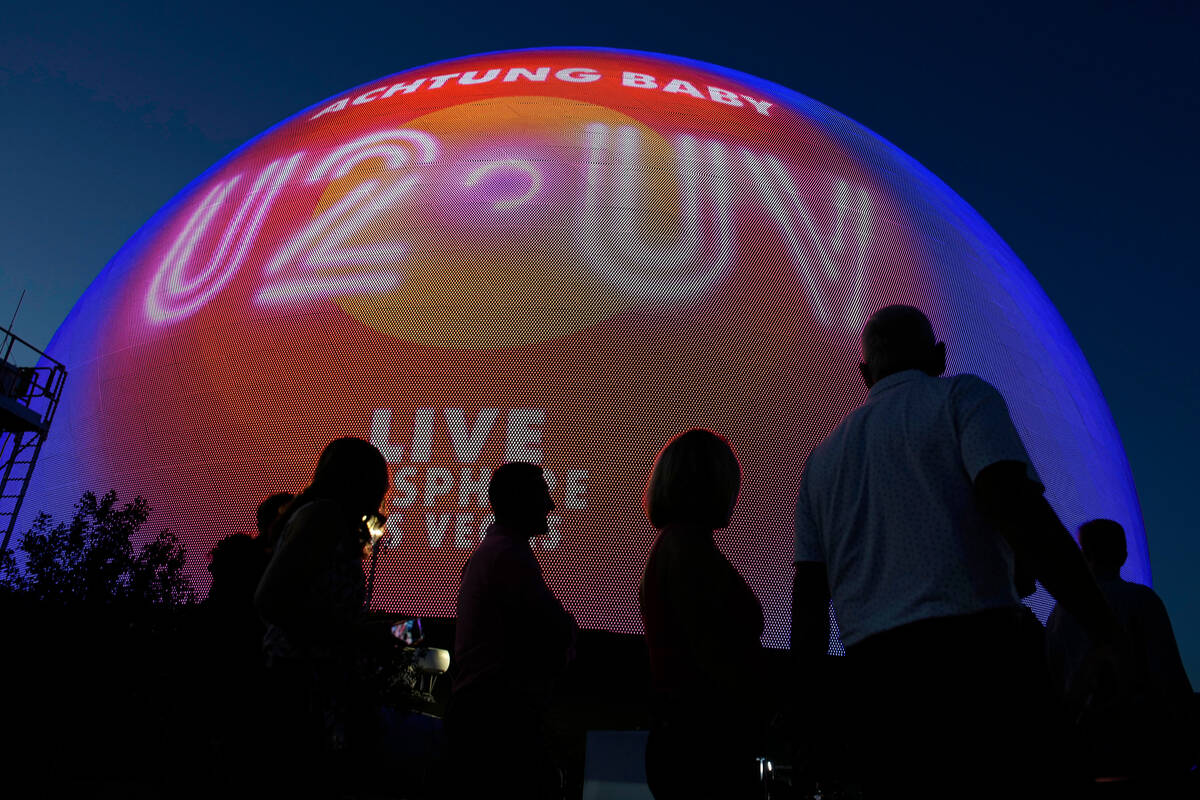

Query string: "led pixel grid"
[[22, 48, 1149, 647]]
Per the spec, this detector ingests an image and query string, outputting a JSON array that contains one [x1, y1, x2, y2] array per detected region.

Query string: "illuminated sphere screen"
[[25, 48, 1149, 646]]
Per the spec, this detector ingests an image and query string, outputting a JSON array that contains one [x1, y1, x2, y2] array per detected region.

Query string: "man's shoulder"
[[802, 374, 1001, 466], [889, 371, 995, 400], [802, 423, 846, 478], [1109, 578, 1166, 610], [852, 372, 996, 415], [924, 374, 1011, 422], [812, 399, 873, 449], [944, 372, 1003, 401], [474, 529, 516, 557], [296, 497, 348, 518], [800, 393, 879, 480]]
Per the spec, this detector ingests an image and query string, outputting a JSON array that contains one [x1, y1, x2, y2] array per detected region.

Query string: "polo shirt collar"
[[867, 369, 927, 400]]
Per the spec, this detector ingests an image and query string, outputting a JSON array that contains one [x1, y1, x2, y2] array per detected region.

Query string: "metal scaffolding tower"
[[0, 324, 67, 552]]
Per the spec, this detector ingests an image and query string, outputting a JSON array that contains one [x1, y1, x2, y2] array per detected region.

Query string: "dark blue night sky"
[[2, 1, 1197, 683]]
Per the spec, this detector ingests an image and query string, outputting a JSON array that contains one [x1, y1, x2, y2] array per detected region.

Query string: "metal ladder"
[[0, 324, 67, 552]]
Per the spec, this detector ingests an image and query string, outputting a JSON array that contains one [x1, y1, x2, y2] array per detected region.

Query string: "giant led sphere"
[[27, 48, 1149, 645]]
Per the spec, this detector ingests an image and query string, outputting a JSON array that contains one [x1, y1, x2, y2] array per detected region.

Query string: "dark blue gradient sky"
[[3, 1, 1197, 682]]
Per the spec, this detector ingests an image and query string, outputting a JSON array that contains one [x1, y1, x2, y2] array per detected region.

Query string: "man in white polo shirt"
[[791, 305, 1116, 797]]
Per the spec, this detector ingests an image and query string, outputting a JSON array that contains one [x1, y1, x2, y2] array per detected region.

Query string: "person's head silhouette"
[[488, 462, 554, 537], [1078, 519, 1127, 580], [310, 437, 389, 519], [282, 438, 389, 554], [266, 439, 388, 549], [256, 492, 295, 539], [644, 429, 741, 531], [859, 304, 946, 388]]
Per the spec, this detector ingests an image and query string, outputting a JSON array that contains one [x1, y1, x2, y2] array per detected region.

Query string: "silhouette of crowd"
[[197, 304, 1194, 799]]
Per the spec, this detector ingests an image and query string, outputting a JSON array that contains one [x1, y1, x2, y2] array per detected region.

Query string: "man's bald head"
[[859, 305, 946, 387]]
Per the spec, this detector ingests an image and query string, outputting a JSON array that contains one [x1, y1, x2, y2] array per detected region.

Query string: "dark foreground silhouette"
[[640, 429, 764, 799], [1047, 519, 1196, 782], [448, 461, 578, 800], [2, 325, 1197, 797], [793, 305, 1130, 799], [254, 437, 392, 795]]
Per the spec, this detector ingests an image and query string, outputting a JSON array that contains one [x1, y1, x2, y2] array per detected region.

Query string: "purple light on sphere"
[[22, 48, 1148, 645]]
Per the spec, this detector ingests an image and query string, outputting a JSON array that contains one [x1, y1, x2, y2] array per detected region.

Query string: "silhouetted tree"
[[0, 489, 194, 606], [130, 527, 195, 607]]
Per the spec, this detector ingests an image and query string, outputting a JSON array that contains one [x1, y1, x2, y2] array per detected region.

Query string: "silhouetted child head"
[[488, 462, 553, 536], [644, 429, 741, 531], [859, 304, 946, 387], [207, 533, 269, 606], [256, 492, 295, 539], [1078, 519, 1127, 579]]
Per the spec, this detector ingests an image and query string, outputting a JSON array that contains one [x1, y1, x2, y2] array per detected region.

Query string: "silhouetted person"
[[200, 493, 291, 778], [207, 533, 269, 614], [1046, 519, 1195, 781], [206, 492, 292, 615], [255, 438, 388, 792], [257, 491, 296, 551], [639, 429, 763, 799], [791, 304, 1117, 798], [448, 462, 577, 800]]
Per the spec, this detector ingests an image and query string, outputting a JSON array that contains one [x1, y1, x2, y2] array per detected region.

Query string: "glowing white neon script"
[[743, 151, 873, 332], [307, 129, 438, 182], [257, 130, 439, 306], [578, 124, 735, 303], [145, 154, 302, 323]]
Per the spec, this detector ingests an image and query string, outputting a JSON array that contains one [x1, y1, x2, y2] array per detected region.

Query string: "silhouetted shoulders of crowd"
[[181, 305, 1197, 800], [1048, 573, 1193, 701], [1046, 518, 1192, 702], [1043, 518, 1194, 780], [206, 492, 291, 612]]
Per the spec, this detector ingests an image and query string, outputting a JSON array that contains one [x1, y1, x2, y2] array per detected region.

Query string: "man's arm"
[[975, 461, 1116, 644], [791, 561, 830, 658], [1138, 588, 1194, 697]]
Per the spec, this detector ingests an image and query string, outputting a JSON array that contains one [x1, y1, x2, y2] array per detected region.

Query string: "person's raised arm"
[[953, 375, 1116, 646], [975, 461, 1115, 645]]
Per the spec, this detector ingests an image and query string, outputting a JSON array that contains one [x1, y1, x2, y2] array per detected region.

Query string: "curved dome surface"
[[25, 47, 1147, 645]]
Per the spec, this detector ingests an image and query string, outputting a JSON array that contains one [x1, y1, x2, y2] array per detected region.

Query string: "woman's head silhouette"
[[644, 429, 741, 531]]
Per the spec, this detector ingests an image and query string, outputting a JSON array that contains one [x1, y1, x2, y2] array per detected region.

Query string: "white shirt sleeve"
[[952, 375, 1041, 486]]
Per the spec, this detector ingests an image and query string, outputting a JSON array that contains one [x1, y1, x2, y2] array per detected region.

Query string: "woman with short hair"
[[639, 429, 764, 799]]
